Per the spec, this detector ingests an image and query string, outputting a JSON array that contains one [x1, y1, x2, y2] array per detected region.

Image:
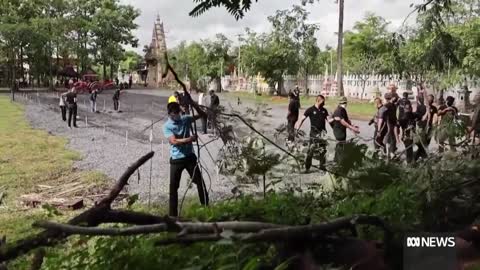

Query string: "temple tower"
[[146, 15, 168, 88]]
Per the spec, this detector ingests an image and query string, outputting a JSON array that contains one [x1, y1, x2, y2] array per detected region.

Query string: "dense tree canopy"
[[0, 0, 139, 87]]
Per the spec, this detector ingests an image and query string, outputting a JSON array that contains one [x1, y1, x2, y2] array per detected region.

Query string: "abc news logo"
[[406, 236, 456, 248]]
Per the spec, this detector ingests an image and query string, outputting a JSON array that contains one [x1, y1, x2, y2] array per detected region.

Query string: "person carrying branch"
[[296, 95, 329, 173], [398, 103, 416, 163], [414, 93, 438, 160], [163, 97, 209, 217], [331, 96, 360, 163]]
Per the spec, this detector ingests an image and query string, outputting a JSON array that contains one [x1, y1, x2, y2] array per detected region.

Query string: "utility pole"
[[330, 49, 333, 79], [336, 0, 345, 96], [238, 46, 241, 77]]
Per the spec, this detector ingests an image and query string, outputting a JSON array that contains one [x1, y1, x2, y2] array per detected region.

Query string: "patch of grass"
[[0, 96, 107, 240], [226, 91, 376, 120]]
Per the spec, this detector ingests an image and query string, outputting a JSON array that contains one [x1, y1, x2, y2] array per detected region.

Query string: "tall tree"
[[240, 5, 312, 95], [201, 34, 232, 92], [90, 0, 139, 80]]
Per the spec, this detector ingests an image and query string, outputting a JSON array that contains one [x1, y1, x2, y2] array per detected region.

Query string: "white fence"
[[222, 74, 480, 103]]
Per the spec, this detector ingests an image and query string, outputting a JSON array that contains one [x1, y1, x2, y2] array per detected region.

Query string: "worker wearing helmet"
[[163, 95, 209, 217]]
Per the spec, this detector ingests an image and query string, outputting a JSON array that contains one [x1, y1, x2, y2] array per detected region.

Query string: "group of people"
[[142, 83, 480, 218], [370, 84, 464, 163], [287, 83, 479, 171], [287, 92, 360, 172], [114, 75, 133, 90], [58, 87, 122, 128]]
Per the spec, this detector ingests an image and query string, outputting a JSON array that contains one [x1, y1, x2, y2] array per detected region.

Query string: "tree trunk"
[[103, 63, 107, 81], [49, 41, 54, 91], [361, 80, 366, 100], [305, 68, 309, 96], [336, 0, 345, 96], [20, 46, 25, 83], [11, 48, 16, 102], [189, 77, 198, 90], [110, 63, 115, 81], [215, 76, 222, 93], [278, 77, 285, 96], [268, 82, 275, 95], [263, 174, 266, 199]]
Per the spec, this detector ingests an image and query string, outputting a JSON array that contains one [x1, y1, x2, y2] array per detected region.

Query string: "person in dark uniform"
[[113, 87, 121, 111], [179, 91, 191, 115], [65, 88, 78, 128], [376, 93, 398, 156], [296, 95, 329, 172], [398, 92, 411, 120], [399, 103, 416, 163], [287, 92, 300, 142], [293, 86, 301, 108], [369, 97, 383, 151], [415, 94, 438, 160], [331, 96, 360, 163]]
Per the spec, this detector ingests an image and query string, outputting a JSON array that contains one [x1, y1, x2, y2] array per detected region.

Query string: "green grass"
[[0, 96, 108, 241], [227, 91, 377, 120]]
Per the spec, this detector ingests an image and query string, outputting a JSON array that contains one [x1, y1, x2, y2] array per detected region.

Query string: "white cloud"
[[121, 0, 424, 53]]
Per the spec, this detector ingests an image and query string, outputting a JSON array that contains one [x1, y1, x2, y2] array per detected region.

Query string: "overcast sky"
[[121, 0, 424, 53]]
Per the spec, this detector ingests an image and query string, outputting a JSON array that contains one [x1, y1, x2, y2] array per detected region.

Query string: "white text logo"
[[406, 237, 456, 248]]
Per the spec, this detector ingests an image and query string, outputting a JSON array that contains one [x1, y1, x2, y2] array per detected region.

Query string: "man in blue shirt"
[[163, 98, 209, 217]]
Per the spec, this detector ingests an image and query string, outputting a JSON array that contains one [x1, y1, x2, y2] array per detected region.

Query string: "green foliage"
[[238, 6, 318, 91], [0, 0, 139, 85], [189, 0, 258, 20], [119, 51, 143, 72], [169, 34, 232, 91], [344, 13, 392, 75]]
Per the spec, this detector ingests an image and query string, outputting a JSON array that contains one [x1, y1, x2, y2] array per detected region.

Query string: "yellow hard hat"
[[168, 95, 177, 104]]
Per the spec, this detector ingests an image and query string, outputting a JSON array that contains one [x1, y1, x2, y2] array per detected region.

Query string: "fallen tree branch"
[[33, 221, 282, 236], [99, 151, 155, 207], [30, 215, 391, 250], [34, 221, 168, 236]]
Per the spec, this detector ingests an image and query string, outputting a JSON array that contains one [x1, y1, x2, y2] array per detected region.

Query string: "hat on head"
[[384, 92, 393, 100], [168, 95, 178, 104], [338, 96, 348, 104]]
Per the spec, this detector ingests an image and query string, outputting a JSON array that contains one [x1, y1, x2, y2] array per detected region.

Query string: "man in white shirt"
[[59, 91, 67, 121], [198, 90, 209, 134]]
